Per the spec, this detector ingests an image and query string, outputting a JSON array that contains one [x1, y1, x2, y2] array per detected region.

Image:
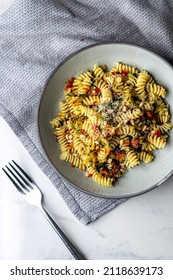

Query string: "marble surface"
[[0, 0, 173, 260]]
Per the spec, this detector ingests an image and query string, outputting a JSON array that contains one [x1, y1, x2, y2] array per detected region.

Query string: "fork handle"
[[39, 205, 85, 260]]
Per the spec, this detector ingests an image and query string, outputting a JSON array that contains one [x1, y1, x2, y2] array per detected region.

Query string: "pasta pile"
[[50, 62, 173, 187]]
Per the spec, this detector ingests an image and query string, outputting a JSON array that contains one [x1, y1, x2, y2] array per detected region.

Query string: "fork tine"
[[12, 160, 34, 185], [2, 166, 26, 195], [9, 162, 33, 190], [6, 164, 31, 193]]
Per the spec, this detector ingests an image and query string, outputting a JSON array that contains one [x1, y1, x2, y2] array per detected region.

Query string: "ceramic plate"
[[38, 43, 173, 198]]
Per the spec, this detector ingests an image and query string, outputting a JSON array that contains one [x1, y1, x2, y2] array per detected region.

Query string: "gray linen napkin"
[[0, 0, 173, 224]]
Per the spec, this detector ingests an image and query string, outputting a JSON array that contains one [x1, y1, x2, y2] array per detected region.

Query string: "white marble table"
[[0, 0, 173, 260]]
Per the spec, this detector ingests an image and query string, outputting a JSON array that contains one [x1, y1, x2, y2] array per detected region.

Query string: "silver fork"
[[2, 160, 85, 260]]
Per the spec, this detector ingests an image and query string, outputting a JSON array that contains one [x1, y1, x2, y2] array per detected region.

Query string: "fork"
[[2, 160, 85, 260]]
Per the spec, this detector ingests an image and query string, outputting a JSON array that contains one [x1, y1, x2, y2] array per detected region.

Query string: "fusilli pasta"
[[50, 62, 173, 187]]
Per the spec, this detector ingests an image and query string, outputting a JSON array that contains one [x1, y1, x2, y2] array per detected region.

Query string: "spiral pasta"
[[139, 151, 154, 163], [125, 150, 140, 168], [87, 166, 113, 187], [136, 70, 149, 100], [114, 62, 138, 75], [147, 134, 167, 149], [60, 152, 86, 171], [50, 61, 172, 188], [146, 83, 166, 98]]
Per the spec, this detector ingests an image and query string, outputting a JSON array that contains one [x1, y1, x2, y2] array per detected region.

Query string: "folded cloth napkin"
[[0, 0, 173, 224]]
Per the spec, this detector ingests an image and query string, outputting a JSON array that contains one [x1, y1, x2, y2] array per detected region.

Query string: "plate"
[[38, 43, 173, 198]]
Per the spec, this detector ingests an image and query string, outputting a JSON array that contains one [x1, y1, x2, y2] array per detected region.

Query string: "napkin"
[[0, 0, 172, 224]]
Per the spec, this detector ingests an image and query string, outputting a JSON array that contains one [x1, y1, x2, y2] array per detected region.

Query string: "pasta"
[[50, 62, 173, 187]]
